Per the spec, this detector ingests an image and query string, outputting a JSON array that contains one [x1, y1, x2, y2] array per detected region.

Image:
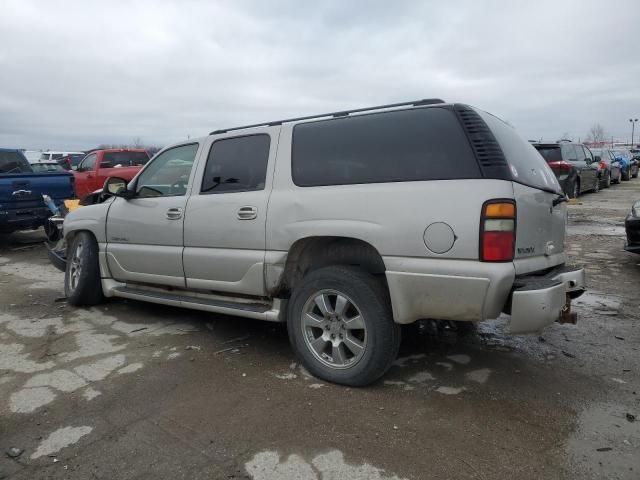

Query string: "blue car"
[[612, 149, 639, 180]]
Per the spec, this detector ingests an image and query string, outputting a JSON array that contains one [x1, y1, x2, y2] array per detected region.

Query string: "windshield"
[[477, 110, 562, 194], [0, 151, 33, 174], [103, 151, 149, 167]]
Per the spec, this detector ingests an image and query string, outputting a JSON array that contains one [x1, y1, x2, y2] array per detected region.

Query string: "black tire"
[[593, 176, 600, 193], [605, 172, 611, 188], [65, 231, 104, 306], [633, 167, 638, 179], [568, 179, 579, 199], [622, 169, 630, 181], [287, 266, 401, 387]]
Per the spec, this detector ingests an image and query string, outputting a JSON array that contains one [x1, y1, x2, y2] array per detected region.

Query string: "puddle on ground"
[[567, 225, 625, 236]]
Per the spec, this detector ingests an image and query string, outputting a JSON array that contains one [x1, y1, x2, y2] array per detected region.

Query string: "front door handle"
[[237, 206, 257, 220], [166, 207, 183, 220]]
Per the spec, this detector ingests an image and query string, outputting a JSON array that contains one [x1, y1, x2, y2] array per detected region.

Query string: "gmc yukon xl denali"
[[56, 99, 585, 386]]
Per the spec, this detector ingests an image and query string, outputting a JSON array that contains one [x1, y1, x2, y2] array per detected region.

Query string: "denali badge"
[[517, 246, 535, 254]]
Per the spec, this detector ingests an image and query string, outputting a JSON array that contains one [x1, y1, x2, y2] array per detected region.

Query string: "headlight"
[[632, 201, 640, 218]]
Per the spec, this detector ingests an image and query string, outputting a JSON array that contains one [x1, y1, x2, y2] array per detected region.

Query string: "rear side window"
[[103, 151, 149, 167], [535, 146, 562, 162], [292, 107, 480, 187], [561, 144, 578, 161], [201, 134, 271, 194], [0, 151, 32, 174], [477, 110, 562, 194]]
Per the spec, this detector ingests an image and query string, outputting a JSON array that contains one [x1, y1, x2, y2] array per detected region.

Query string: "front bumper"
[[508, 264, 585, 334], [624, 214, 640, 254]]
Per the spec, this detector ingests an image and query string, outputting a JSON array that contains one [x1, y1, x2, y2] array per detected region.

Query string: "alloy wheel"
[[301, 290, 367, 369], [68, 241, 83, 292]]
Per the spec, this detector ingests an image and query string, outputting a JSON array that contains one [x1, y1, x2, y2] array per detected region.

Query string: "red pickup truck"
[[73, 149, 150, 199]]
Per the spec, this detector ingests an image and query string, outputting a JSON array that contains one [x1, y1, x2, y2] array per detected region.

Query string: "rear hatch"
[[476, 111, 567, 274]]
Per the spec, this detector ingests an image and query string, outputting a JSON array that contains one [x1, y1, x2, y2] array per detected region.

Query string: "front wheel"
[[622, 168, 630, 181], [593, 176, 600, 193], [605, 172, 611, 188], [65, 232, 104, 306], [287, 266, 401, 386], [633, 166, 639, 178]]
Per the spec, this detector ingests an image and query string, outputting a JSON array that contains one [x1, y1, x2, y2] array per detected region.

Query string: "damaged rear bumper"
[[507, 264, 585, 334]]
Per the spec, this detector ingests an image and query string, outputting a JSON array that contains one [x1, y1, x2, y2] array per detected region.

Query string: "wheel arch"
[[272, 236, 387, 297]]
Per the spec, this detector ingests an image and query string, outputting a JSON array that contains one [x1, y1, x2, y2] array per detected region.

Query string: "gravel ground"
[[0, 180, 639, 480]]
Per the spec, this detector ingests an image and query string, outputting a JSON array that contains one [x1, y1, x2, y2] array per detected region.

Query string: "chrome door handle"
[[237, 206, 257, 220], [166, 207, 183, 220]]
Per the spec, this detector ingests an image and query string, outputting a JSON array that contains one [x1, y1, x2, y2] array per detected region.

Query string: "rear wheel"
[[287, 266, 401, 386], [65, 232, 103, 306], [605, 172, 611, 188]]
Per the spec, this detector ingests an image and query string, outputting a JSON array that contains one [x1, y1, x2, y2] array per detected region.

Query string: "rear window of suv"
[[292, 107, 480, 187], [535, 146, 562, 162], [476, 110, 562, 194]]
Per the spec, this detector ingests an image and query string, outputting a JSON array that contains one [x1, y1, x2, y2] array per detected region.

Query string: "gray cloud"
[[1, 0, 639, 150]]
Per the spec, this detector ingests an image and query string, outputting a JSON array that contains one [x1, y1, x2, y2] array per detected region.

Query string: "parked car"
[[624, 200, 640, 254], [533, 141, 600, 197], [72, 148, 150, 199], [58, 153, 87, 171], [29, 161, 68, 173], [612, 149, 639, 180], [40, 151, 84, 162], [0, 148, 75, 233], [51, 100, 585, 386], [589, 147, 622, 186]]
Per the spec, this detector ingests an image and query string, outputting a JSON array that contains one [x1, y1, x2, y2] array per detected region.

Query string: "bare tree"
[[132, 137, 143, 148], [585, 123, 607, 144]]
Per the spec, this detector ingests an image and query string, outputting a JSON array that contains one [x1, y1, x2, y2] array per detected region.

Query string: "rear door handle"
[[237, 206, 257, 220], [166, 207, 183, 220]]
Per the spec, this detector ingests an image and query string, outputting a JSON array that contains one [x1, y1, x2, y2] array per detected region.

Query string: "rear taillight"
[[480, 200, 516, 262], [547, 160, 572, 171]]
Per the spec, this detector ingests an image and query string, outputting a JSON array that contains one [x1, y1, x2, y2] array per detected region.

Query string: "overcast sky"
[[1, 0, 639, 150]]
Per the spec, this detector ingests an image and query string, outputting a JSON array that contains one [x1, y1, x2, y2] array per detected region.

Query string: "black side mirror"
[[594, 156, 601, 162], [103, 177, 133, 198]]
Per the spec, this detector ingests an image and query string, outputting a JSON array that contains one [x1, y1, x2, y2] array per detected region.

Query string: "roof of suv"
[[209, 98, 448, 135]]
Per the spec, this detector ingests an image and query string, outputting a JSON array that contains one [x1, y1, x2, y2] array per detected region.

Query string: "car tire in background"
[[593, 177, 600, 193], [65, 231, 104, 306], [605, 172, 611, 188], [287, 265, 401, 387], [633, 167, 639, 178], [622, 168, 630, 181]]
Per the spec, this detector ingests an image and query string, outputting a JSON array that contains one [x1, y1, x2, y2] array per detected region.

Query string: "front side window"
[[0, 151, 32, 174], [200, 134, 271, 194], [79, 153, 97, 171], [135, 143, 198, 197], [292, 107, 480, 187]]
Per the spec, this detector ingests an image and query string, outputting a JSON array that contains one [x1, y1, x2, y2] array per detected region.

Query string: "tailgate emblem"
[[12, 189, 33, 197]]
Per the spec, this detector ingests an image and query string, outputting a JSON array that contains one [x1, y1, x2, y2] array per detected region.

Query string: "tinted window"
[[292, 108, 479, 187], [583, 146, 594, 162], [103, 151, 149, 167], [478, 110, 561, 194], [201, 134, 270, 193], [136, 143, 198, 197], [535, 146, 562, 162], [0, 151, 32, 174], [31, 163, 66, 173]]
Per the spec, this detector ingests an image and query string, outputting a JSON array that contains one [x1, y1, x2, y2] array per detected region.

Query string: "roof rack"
[[209, 98, 446, 135]]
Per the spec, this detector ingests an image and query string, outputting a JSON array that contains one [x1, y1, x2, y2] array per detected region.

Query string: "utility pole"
[[630, 118, 638, 146]]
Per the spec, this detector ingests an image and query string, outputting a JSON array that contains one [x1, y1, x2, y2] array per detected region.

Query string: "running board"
[[110, 286, 285, 322]]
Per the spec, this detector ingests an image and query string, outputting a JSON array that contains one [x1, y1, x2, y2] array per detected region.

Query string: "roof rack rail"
[[209, 98, 446, 135]]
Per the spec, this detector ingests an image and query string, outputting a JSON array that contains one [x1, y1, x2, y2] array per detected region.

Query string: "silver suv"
[[58, 99, 585, 386]]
